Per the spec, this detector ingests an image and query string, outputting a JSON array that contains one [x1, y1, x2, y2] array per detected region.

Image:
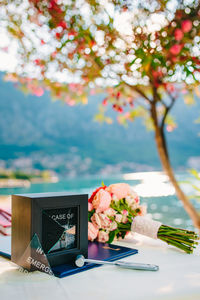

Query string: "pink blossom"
[[166, 84, 175, 93], [88, 222, 99, 241], [108, 183, 131, 200], [133, 192, 140, 203], [125, 190, 140, 206], [99, 213, 111, 229], [124, 112, 131, 120], [68, 83, 77, 92], [174, 29, 183, 41], [65, 97, 76, 106], [98, 231, 109, 243], [181, 20, 192, 33], [91, 213, 101, 228], [92, 189, 111, 213], [115, 214, 122, 223], [121, 215, 128, 224], [122, 210, 128, 216], [104, 208, 116, 217], [169, 44, 183, 55], [109, 221, 118, 231], [166, 125, 175, 132], [88, 202, 93, 212], [33, 87, 44, 97], [135, 196, 139, 203], [102, 98, 108, 106]]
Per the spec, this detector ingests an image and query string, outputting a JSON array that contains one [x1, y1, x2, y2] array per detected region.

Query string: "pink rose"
[[98, 231, 109, 243], [88, 222, 99, 241], [92, 189, 111, 213], [99, 213, 111, 229], [88, 202, 93, 212], [174, 29, 183, 41], [170, 44, 183, 55], [109, 221, 117, 231], [108, 183, 131, 200], [91, 213, 102, 228], [181, 20, 192, 33], [125, 190, 140, 206], [115, 214, 122, 223], [104, 208, 116, 217]]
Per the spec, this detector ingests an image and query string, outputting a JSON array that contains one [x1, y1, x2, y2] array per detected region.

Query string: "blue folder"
[[0, 237, 138, 278]]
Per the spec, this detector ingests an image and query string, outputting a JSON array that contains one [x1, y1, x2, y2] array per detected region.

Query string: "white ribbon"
[[131, 216, 162, 239]]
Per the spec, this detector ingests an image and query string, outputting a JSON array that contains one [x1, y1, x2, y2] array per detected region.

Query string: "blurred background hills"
[[0, 73, 199, 178]]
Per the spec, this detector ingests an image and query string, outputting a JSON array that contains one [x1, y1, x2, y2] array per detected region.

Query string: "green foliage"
[[158, 224, 199, 254], [88, 209, 95, 222], [108, 229, 118, 244]]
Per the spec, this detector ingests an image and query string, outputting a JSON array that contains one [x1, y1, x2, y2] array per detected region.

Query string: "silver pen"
[[75, 255, 159, 271]]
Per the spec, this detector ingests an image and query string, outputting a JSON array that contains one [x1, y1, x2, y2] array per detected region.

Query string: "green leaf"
[[120, 231, 127, 239], [108, 230, 117, 243]]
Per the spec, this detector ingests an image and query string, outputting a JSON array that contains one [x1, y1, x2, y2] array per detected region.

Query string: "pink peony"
[[88, 222, 99, 241], [92, 189, 111, 213], [88, 202, 93, 212], [170, 44, 183, 55], [174, 29, 183, 41], [181, 20, 192, 33], [98, 231, 109, 243], [108, 183, 131, 200]]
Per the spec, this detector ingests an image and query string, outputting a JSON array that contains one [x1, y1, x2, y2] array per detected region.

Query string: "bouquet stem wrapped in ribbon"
[[88, 183, 199, 254]]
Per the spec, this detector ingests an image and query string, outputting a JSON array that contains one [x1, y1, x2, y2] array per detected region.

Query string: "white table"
[[0, 234, 200, 300]]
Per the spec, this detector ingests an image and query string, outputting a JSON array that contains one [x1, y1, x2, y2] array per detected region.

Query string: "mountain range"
[[0, 73, 199, 176]]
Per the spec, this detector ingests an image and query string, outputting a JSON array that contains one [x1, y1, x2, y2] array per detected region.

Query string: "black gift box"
[[11, 192, 88, 270]]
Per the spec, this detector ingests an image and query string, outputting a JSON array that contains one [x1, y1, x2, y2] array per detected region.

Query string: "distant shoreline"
[[0, 177, 59, 188]]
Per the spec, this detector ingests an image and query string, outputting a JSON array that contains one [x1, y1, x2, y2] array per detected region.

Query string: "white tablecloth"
[[0, 234, 200, 300]]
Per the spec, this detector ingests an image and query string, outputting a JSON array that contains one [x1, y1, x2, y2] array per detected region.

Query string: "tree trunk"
[[154, 125, 200, 230]]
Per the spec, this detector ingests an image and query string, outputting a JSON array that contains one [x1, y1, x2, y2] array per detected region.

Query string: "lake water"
[[0, 172, 199, 231]]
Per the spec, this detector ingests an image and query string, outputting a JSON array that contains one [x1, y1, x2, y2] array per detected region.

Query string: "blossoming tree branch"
[[0, 1, 200, 228]]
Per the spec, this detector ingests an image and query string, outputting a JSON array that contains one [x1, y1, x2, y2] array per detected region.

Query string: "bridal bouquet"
[[88, 183, 199, 254]]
